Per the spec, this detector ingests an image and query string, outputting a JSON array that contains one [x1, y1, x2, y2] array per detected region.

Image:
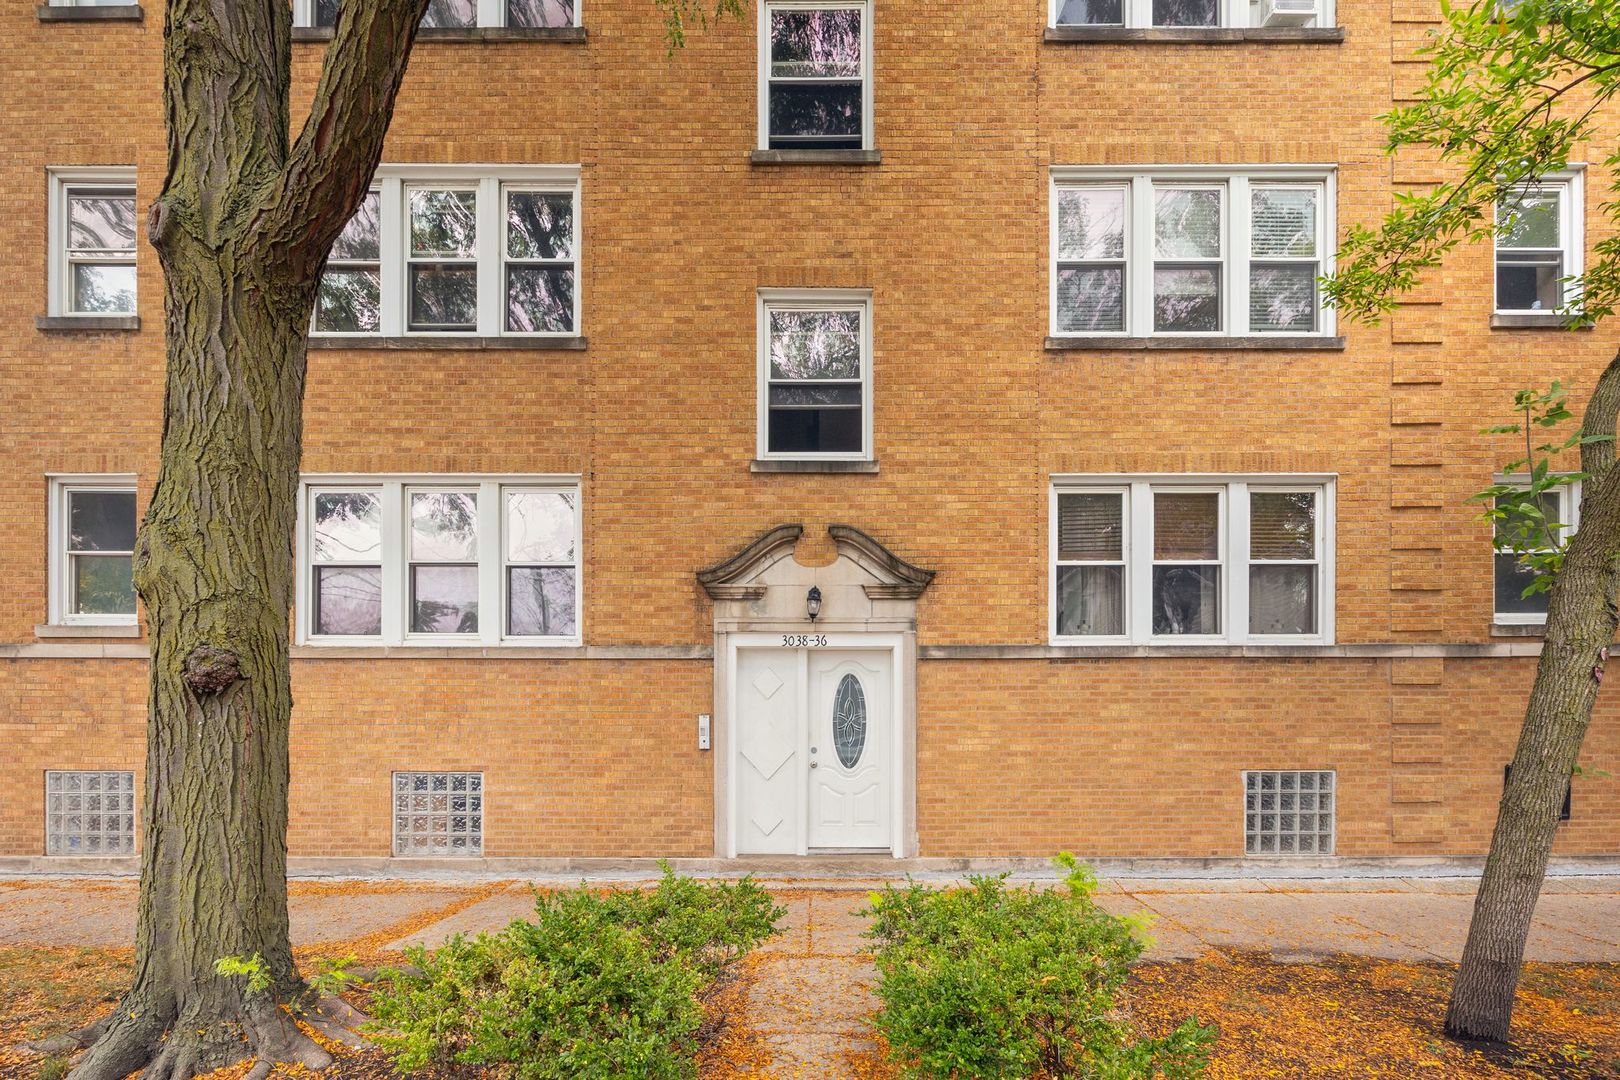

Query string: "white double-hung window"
[[1050, 0, 1333, 28], [48, 475, 139, 626], [759, 0, 872, 151], [298, 476, 581, 646], [1050, 167, 1335, 340], [294, 0, 578, 29], [313, 166, 580, 339], [1050, 475, 1334, 645], [1493, 481, 1579, 623], [757, 289, 873, 461], [1495, 173, 1583, 315], [48, 168, 137, 318]]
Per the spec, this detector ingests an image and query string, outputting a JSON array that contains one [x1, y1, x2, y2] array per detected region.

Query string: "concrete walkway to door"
[[3, 875, 1619, 1076]]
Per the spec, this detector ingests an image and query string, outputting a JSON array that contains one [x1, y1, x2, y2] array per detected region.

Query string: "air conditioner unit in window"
[[1258, 0, 1318, 25]]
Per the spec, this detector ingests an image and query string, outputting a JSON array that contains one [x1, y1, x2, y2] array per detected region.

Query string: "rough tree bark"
[[60, 0, 429, 1076], [1445, 349, 1620, 1043]]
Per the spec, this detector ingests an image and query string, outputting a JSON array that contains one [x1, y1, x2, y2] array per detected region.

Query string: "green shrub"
[[368, 867, 782, 1079], [864, 853, 1216, 1079]]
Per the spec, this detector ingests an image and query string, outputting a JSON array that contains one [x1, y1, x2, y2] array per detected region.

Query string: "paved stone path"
[[4, 875, 1618, 1077]]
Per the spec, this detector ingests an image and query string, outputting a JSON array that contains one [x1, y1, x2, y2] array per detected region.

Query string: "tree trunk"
[[1445, 350, 1620, 1043], [66, 0, 427, 1075]]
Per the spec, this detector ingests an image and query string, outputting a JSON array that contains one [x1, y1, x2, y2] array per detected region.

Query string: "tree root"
[[27, 1014, 112, 1056], [64, 1003, 168, 1080], [57, 990, 375, 1080], [297, 993, 371, 1049]]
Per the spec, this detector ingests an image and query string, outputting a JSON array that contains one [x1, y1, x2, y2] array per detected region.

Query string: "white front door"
[[732, 644, 893, 855], [807, 650, 889, 850]]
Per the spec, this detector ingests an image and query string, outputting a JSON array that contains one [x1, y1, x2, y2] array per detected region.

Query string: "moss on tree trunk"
[[65, 0, 428, 1075]]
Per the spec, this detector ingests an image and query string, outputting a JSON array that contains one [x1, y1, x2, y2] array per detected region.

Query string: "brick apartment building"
[[2, 0, 1617, 867]]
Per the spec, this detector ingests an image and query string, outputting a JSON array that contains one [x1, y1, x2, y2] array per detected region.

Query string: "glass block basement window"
[[394, 772, 483, 856], [1245, 770, 1334, 855], [46, 771, 136, 855]]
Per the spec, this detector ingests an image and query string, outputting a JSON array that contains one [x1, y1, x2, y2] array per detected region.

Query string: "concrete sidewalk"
[[1, 874, 1616, 962]]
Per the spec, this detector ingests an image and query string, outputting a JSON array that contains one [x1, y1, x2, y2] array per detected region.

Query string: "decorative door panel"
[[735, 649, 803, 854], [807, 651, 890, 850]]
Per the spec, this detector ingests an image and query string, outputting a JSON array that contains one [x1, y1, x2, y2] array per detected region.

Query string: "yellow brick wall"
[[1, 0, 1617, 859]]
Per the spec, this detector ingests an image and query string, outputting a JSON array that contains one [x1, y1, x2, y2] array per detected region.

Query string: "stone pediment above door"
[[697, 525, 935, 629]]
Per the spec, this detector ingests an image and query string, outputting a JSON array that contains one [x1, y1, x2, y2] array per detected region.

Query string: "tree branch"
[[252, 0, 430, 279]]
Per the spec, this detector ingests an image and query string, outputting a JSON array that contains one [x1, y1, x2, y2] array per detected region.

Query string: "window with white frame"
[[1051, 476, 1333, 644], [1245, 770, 1334, 855], [1051, 168, 1334, 339], [312, 166, 579, 338], [757, 290, 872, 460], [1051, 0, 1332, 27], [393, 772, 483, 856], [759, 1, 871, 151], [48, 476, 138, 626], [1493, 481, 1578, 622], [295, 0, 576, 28], [1495, 175, 1582, 314], [300, 476, 580, 646], [46, 771, 136, 856], [48, 169, 137, 318]]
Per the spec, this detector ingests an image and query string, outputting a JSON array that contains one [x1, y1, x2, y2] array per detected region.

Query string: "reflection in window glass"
[[1055, 0, 1124, 23], [505, 191, 575, 333], [1497, 188, 1566, 311], [66, 489, 137, 617], [410, 492, 479, 634], [66, 187, 137, 315], [1153, 0, 1218, 25], [766, 6, 864, 150], [765, 307, 864, 454], [311, 491, 382, 636], [316, 191, 381, 334]]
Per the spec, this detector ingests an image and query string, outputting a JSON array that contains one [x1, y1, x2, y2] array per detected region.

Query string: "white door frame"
[[721, 631, 910, 858]]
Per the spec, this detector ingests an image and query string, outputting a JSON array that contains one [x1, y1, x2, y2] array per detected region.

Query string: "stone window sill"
[[751, 459, 880, 474], [1490, 621, 1545, 638], [34, 623, 140, 639], [1043, 26, 1343, 43], [307, 335, 586, 351], [1490, 313, 1590, 330], [37, 315, 141, 332], [37, 4, 143, 20], [291, 25, 585, 42], [750, 149, 882, 166], [1046, 334, 1345, 351]]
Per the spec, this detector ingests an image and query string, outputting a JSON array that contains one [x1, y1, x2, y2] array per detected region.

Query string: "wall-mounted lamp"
[[806, 585, 823, 622]]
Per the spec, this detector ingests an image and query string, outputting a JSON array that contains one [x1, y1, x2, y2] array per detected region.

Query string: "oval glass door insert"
[[832, 673, 868, 769]]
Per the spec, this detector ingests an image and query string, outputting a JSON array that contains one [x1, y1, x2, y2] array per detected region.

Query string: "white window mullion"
[[1127, 0, 1151, 26], [1229, 481, 1250, 644], [1228, 177, 1250, 337], [1128, 177, 1153, 336], [379, 179, 405, 337], [478, 481, 502, 644], [479, 0, 503, 26], [1128, 481, 1152, 644], [477, 177, 501, 337], [380, 482, 406, 645]]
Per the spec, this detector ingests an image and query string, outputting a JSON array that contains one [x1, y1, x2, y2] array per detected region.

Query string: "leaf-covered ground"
[[1127, 953, 1620, 1079], [3, 908, 1618, 1078]]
